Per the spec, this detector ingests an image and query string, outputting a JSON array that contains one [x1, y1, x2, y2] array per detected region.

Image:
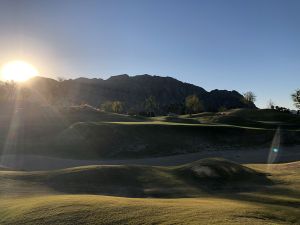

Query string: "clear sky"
[[0, 0, 299, 109]]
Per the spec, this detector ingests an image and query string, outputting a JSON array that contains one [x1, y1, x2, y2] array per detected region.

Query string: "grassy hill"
[[0, 106, 300, 159], [0, 158, 269, 197], [0, 159, 299, 224], [179, 108, 300, 129]]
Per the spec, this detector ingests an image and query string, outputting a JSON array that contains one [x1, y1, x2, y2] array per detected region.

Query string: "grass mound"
[[0, 158, 270, 197], [178, 158, 263, 180], [0, 160, 299, 225], [175, 158, 270, 192], [5, 119, 297, 159], [1, 107, 300, 159], [228, 109, 300, 122], [212, 109, 300, 128], [54, 122, 282, 159], [180, 109, 300, 129]]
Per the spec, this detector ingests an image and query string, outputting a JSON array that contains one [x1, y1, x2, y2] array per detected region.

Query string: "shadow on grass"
[[40, 159, 276, 198], [3, 158, 299, 210]]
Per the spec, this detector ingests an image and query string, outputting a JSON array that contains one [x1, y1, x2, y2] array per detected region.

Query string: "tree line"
[[99, 92, 255, 116]]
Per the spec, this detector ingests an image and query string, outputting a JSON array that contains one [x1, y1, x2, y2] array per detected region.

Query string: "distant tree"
[[166, 103, 185, 115], [185, 95, 203, 115], [292, 89, 300, 109], [243, 91, 256, 103], [218, 106, 227, 112], [274, 105, 290, 113], [112, 101, 123, 113], [267, 99, 275, 109], [101, 101, 113, 112], [144, 96, 158, 116]]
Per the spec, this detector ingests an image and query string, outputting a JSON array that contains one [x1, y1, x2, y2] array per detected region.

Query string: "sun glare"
[[1, 60, 38, 82]]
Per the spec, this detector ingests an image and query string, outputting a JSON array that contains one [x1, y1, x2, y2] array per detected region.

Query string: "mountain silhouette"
[[24, 74, 255, 113]]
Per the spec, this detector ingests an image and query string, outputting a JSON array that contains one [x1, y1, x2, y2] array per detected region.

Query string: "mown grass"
[[53, 121, 299, 159], [0, 158, 269, 197], [1, 120, 280, 159], [0, 107, 299, 224], [1, 195, 298, 225], [0, 159, 299, 225], [178, 108, 300, 129], [1, 107, 300, 159]]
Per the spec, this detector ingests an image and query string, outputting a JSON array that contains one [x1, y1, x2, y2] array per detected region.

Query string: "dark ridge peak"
[[210, 89, 241, 94], [29, 75, 55, 81], [107, 74, 130, 81], [105, 74, 181, 83], [129, 74, 156, 79], [25, 76, 58, 85], [76, 77, 103, 80], [73, 77, 104, 82], [106, 74, 178, 84], [132, 74, 183, 83], [232, 90, 241, 95]]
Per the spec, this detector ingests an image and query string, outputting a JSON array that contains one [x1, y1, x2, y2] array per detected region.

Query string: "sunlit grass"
[[0, 160, 299, 224], [0, 195, 289, 225], [107, 121, 272, 130]]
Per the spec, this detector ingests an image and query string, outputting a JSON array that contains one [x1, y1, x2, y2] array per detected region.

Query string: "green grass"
[[178, 108, 300, 129], [1, 107, 300, 159], [53, 121, 300, 159], [0, 106, 299, 224], [0, 159, 299, 225], [2, 195, 298, 225], [0, 158, 269, 197]]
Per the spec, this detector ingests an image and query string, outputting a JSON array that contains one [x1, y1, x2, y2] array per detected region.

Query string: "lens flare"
[[267, 127, 281, 164]]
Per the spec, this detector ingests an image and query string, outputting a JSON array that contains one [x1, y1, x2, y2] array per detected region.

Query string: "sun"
[[1, 60, 39, 82]]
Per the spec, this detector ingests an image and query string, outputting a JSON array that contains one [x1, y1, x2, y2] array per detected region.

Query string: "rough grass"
[[0, 159, 299, 225]]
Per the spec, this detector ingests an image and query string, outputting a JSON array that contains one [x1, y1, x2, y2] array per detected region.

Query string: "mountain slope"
[[24, 74, 255, 113]]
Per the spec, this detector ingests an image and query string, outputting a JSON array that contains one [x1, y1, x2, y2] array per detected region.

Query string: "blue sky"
[[0, 0, 299, 109]]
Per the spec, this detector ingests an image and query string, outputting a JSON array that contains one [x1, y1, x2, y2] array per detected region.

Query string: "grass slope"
[[2, 195, 298, 225], [179, 108, 300, 129], [0, 158, 269, 197], [1, 107, 300, 159], [53, 121, 300, 159], [0, 159, 299, 225]]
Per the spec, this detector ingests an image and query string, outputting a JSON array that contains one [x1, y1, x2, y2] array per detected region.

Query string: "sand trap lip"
[[0, 145, 299, 171]]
